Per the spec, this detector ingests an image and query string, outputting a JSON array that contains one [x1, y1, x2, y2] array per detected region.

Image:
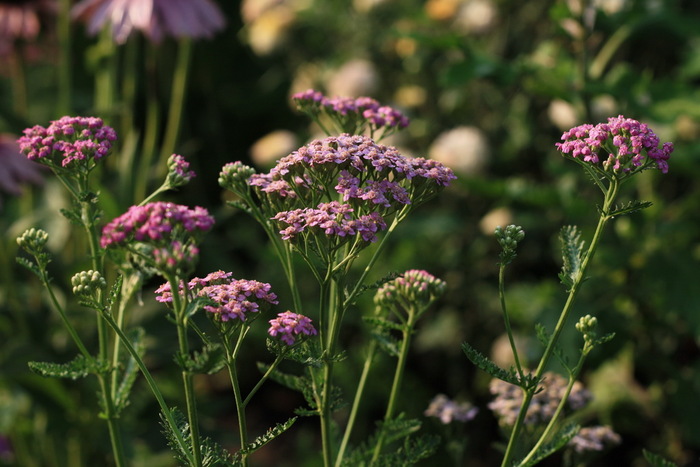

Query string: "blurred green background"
[[1, 0, 699, 465]]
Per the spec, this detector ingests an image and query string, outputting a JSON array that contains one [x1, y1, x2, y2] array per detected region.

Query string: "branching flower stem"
[[500, 177, 620, 467]]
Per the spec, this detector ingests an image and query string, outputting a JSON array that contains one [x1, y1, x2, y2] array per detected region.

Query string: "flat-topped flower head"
[[268, 311, 317, 346], [488, 372, 592, 426], [568, 425, 621, 453], [291, 89, 409, 138], [18, 116, 117, 170], [100, 201, 214, 248], [424, 394, 478, 424], [375, 269, 447, 308], [556, 115, 674, 177], [155, 271, 277, 323]]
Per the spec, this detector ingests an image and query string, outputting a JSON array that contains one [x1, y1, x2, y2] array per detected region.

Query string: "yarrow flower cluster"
[[568, 425, 621, 453], [267, 311, 318, 346], [152, 241, 200, 275], [100, 202, 214, 248], [488, 372, 592, 426], [555, 115, 674, 175], [424, 394, 478, 424], [272, 201, 387, 242], [18, 116, 117, 169], [375, 270, 447, 308], [166, 154, 196, 187], [155, 270, 278, 322], [292, 89, 409, 136]]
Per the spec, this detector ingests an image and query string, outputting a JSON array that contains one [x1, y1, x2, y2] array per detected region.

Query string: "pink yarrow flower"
[[555, 115, 674, 175], [18, 116, 117, 169], [71, 0, 226, 44], [268, 311, 317, 346], [100, 201, 214, 248]]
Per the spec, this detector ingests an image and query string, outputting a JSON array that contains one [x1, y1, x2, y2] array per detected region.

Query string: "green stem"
[[370, 309, 418, 464], [518, 353, 587, 465], [100, 309, 194, 465], [335, 338, 378, 467], [159, 39, 192, 172], [499, 265, 525, 380], [224, 327, 249, 466], [170, 277, 203, 467], [500, 179, 619, 467], [97, 374, 127, 467]]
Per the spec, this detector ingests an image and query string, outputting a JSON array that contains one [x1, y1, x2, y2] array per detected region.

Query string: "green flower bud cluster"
[[17, 228, 49, 254], [219, 161, 256, 193], [576, 314, 600, 354], [71, 270, 107, 297], [495, 225, 525, 266], [375, 270, 446, 310]]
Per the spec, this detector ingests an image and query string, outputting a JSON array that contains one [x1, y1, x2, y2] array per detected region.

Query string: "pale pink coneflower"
[[71, 0, 226, 44], [0, 0, 55, 55]]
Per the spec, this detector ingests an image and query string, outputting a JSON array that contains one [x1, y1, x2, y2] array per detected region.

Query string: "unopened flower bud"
[[17, 228, 49, 253], [71, 270, 107, 296], [375, 270, 446, 311], [219, 161, 256, 193], [166, 154, 196, 188], [495, 225, 525, 265]]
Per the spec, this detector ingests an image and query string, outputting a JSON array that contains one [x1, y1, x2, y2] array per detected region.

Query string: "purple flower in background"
[[100, 201, 214, 248], [556, 115, 674, 175], [568, 425, 621, 453], [0, 134, 44, 209], [71, 0, 226, 44], [268, 311, 317, 345], [0, 0, 54, 55], [424, 394, 478, 424]]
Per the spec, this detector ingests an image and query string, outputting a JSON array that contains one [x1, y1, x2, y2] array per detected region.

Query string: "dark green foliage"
[[233, 417, 297, 461], [607, 200, 653, 217], [558, 225, 586, 291], [177, 343, 227, 375], [535, 323, 569, 370], [28, 355, 108, 380], [462, 341, 522, 386], [114, 327, 146, 413], [515, 423, 580, 467], [643, 449, 679, 467]]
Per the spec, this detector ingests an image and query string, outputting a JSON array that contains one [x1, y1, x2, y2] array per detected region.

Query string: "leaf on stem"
[[558, 225, 586, 290], [643, 449, 679, 467], [160, 407, 238, 467], [115, 327, 146, 413], [607, 200, 653, 218], [176, 343, 227, 375], [462, 341, 521, 386], [234, 417, 297, 459], [515, 422, 580, 467], [28, 355, 108, 379], [16, 256, 42, 278]]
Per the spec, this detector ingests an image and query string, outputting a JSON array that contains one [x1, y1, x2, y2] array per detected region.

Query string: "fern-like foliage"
[[232, 417, 297, 461], [15, 256, 42, 278], [341, 416, 438, 466], [643, 449, 679, 467], [515, 423, 580, 467], [462, 341, 521, 386], [160, 407, 238, 466], [28, 355, 108, 380], [558, 225, 586, 290], [607, 200, 653, 218], [177, 343, 227, 375]]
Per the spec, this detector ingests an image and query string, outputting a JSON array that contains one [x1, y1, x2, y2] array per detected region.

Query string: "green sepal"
[[558, 225, 586, 291], [28, 355, 108, 380], [606, 200, 653, 218], [462, 341, 522, 386], [233, 417, 297, 460], [643, 449, 679, 467], [176, 343, 227, 375], [515, 423, 580, 467]]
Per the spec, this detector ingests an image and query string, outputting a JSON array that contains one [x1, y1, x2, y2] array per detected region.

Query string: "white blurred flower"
[[249, 130, 299, 168], [428, 126, 489, 175], [326, 58, 378, 97], [245, 4, 295, 55], [454, 0, 497, 34], [548, 99, 579, 131], [593, 0, 627, 15], [591, 94, 618, 121], [241, 0, 282, 23], [394, 85, 427, 108], [479, 207, 513, 236]]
